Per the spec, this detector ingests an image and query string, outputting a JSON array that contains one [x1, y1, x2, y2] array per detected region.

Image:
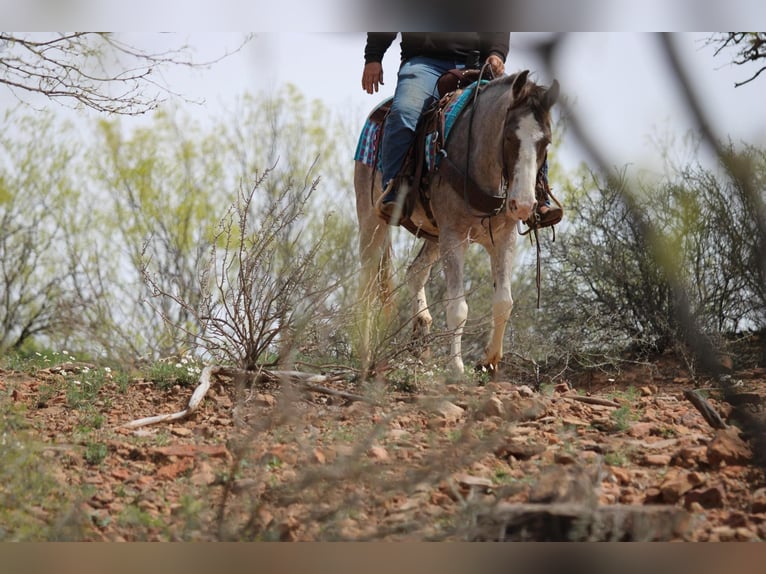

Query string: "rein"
[[518, 185, 562, 308]]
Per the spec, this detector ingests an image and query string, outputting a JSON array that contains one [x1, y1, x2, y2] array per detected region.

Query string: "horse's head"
[[502, 71, 560, 222]]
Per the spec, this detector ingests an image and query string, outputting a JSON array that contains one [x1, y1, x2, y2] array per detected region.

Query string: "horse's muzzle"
[[508, 198, 536, 222]]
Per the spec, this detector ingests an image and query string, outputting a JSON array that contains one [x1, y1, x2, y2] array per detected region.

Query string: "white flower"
[[73, 380, 81, 386]]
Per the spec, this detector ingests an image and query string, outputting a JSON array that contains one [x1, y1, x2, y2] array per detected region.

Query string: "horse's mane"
[[487, 72, 553, 126]]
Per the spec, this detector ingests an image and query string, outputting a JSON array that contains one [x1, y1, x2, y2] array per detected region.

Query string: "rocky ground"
[[1, 351, 765, 542]]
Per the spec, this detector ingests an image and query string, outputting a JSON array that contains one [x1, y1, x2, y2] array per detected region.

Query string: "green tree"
[[0, 111, 86, 352]]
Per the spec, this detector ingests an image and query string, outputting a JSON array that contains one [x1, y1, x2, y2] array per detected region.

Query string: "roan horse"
[[355, 70, 559, 373]]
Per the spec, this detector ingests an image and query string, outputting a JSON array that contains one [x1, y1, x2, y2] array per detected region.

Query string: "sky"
[[1, 32, 765, 181], [139, 32, 766, 176]]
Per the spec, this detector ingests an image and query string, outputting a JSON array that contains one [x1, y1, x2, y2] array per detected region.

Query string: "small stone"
[[474, 396, 505, 420], [190, 461, 217, 486], [495, 439, 545, 461], [553, 382, 571, 394], [170, 427, 192, 437], [554, 452, 577, 465], [368, 445, 389, 461], [516, 385, 535, 397], [627, 422, 654, 438], [710, 525, 737, 542], [528, 465, 596, 505], [707, 427, 752, 467], [683, 486, 725, 510], [433, 400, 465, 422], [312, 448, 326, 465], [610, 466, 631, 485], [455, 474, 493, 492], [255, 393, 276, 407], [751, 487, 766, 513], [660, 470, 702, 503], [642, 453, 672, 467], [505, 397, 548, 422]]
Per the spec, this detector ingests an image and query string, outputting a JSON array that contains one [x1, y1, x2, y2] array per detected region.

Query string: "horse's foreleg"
[[407, 240, 438, 358], [441, 234, 469, 373], [483, 235, 517, 372]]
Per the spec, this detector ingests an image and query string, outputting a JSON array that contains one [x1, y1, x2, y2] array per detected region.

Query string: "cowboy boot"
[[375, 180, 409, 226], [528, 168, 563, 228]]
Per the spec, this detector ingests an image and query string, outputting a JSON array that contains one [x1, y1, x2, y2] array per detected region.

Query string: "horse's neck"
[[447, 85, 509, 186]]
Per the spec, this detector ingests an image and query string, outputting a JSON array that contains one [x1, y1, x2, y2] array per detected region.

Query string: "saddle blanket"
[[353, 82, 486, 173]]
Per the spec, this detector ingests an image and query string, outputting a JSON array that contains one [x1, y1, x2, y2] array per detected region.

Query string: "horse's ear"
[[511, 70, 530, 100], [544, 79, 560, 109]]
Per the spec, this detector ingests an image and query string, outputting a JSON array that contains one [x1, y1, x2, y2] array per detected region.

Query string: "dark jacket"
[[364, 33, 509, 66]]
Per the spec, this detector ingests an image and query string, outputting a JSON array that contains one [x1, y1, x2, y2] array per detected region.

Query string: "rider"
[[361, 32, 562, 228]]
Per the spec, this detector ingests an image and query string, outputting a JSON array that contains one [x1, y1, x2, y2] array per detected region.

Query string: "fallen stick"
[[121, 365, 220, 429], [120, 365, 368, 429], [683, 389, 728, 430], [564, 395, 621, 408]]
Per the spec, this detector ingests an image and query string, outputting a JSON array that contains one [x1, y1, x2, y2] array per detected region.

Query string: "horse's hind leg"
[[407, 239, 438, 358], [355, 163, 394, 371]]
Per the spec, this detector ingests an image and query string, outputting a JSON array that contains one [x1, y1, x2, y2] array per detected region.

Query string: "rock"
[[157, 457, 195, 480], [710, 525, 737, 542], [516, 385, 535, 398], [433, 400, 465, 422], [190, 461, 217, 486], [312, 447, 326, 465], [660, 470, 705, 503], [528, 465, 597, 505], [554, 452, 577, 465], [504, 397, 548, 422], [707, 427, 752, 467], [455, 474, 493, 492], [474, 396, 505, 420], [170, 426, 193, 437], [495, 438, 546, 461], [683, 486, 725, 509], [751, 487, 766, 513], [671, 445, 708, 468], [553, 382, 571, 394], [473, 502, 691, 541], [368, 445, 389, 461], [610, 466, 631, 485], [642, 453, 672, 467], [255, 393, 276, 408], [388, 428, 410, 441], [627, 422, 655, 438], [150, 444, 229, 459]]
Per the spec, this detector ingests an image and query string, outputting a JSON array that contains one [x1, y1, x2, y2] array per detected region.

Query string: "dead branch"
[[564, 395, 621, 408], [120, 365, 370, 429], [120, 365, 220, 429], [683, 389, 728, 430]]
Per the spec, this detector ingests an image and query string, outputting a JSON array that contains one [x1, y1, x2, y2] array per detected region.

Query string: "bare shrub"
[[143, 169, 339, 371]]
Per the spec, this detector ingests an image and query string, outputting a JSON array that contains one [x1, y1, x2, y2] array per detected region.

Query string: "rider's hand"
[[486, 54, 505, 77], [362, 62, 384, 94]]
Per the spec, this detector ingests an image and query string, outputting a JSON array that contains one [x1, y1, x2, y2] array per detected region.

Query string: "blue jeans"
[[381, 56, 465, 190]]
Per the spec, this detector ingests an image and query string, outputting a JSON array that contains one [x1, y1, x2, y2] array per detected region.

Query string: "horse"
[[354, 70, 559, 374]]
